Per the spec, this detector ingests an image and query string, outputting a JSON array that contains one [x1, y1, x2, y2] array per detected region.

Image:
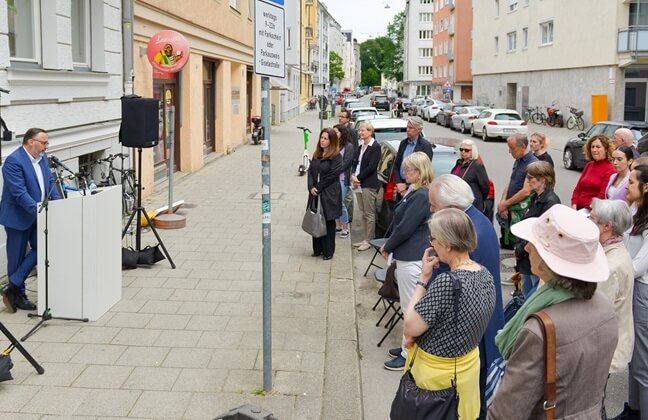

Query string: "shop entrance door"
[[153, 81, 180, 183]]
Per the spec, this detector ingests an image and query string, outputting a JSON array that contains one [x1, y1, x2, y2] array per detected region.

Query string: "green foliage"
[[362, 68, 381, 87], [359, 11, 405, 84], [329, 51, 345, 83]]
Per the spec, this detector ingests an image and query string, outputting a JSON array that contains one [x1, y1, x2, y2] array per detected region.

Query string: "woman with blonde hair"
[[351, 122, 381, 251], [529, 132, 554, 167], [399, 208, 496, 419], [380, 152, 435, 370], [451, 139, 490, 214]]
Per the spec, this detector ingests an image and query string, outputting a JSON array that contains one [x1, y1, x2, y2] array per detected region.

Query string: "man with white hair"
[[392, 116, 434, 198], [428, 174, 505, 419], [613, 128, 640, 159]]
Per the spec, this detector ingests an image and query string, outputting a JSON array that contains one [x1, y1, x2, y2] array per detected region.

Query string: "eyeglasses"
[[31, 139, 49, 146], [459, 148, 471, 152]]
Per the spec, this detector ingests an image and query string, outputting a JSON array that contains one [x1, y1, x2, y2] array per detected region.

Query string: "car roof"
[[380, 138, 455, 154], [594, 120, 648, 128], [364, 118, 407, 129], [480, 108, 521, 114], [350, 107, 378, 113]]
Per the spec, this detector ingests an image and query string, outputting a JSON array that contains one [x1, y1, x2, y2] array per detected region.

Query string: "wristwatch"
[[416, 281, 427, 288]]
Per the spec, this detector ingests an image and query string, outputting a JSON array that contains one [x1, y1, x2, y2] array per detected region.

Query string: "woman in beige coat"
[[488, 205, 617, 420]]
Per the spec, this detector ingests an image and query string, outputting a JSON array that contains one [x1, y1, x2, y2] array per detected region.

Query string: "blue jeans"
[[339, 181, 349, 225], [521, 273, 539, 298]]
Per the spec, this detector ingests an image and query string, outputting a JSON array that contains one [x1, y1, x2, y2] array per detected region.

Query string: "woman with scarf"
[[451, 139, 489, 214], [488, 205, 617, 419]]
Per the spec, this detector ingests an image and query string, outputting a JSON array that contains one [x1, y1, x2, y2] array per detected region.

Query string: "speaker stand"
[[122, 147, 175, 268]]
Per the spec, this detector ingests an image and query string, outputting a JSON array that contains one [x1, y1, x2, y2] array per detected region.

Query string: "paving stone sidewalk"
[[0, 110, 362, 419]]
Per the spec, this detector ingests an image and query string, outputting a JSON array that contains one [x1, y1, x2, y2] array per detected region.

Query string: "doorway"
[[624, 82, 647, 121], [203, 60, 217, 155], [506, 83, 517, 110], [152, 79, 180, 183]]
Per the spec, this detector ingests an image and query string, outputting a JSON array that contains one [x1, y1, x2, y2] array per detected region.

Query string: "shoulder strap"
[[529, 311, 556, 420]]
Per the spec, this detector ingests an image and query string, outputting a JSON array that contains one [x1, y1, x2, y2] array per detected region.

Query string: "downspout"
[[122, 0, 134, 96]]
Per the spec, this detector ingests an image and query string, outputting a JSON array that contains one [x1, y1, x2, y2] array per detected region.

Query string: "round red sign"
[[146, 30, 189, 74]]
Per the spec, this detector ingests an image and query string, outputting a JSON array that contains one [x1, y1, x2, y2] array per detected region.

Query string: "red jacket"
[[571, 159, 615, 210]]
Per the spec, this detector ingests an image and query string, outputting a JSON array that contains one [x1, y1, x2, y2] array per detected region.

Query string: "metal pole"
[[261, 76, 272, 392], [167, 105, 175, 210], [121, 0, 134, 96]]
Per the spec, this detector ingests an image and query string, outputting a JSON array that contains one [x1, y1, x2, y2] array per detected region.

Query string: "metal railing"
[[618, 26, 648, 54]]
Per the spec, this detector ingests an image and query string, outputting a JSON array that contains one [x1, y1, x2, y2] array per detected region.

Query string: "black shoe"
[[14, 294, 36, 311], [311, 252, 322, 257], [323, 255, 333, 260], [1, 285, 17, 313], [610, 403, 641, 420]]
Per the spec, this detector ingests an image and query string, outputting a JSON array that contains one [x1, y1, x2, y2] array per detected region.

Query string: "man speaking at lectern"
[[0, 128, 60, 312]]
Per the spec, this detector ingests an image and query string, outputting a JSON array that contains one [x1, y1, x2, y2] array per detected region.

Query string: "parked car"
[[354, 114, 390, 129], [451, 106, 487, 133], [421, 99, 446, 122], [438, 104, 466, 128], [342, 97, 359, 111], [371, 94, 391, 111], [435, 102, 457, 125], [345, 101, 366, 112], [410, 98, 425, 116], [564, 121, 648, 170], [349, 107, 380, 121], [372, 125, 457, 237], [470, 109, 528, 142], [416, 99, 436, 118], [401, 98, 412, 113]]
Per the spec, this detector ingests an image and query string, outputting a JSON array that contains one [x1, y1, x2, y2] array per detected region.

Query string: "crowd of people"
[[303, 116, 648, 419]]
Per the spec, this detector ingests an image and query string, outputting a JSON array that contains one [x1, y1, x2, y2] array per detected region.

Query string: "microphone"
[[49, 156, 74, 174]]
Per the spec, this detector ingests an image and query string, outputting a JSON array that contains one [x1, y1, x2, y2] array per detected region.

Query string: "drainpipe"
[[122, 0, 134, 96]]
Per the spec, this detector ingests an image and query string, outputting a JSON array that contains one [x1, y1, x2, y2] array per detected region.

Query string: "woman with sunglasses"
[[451, 139, 490, 214]]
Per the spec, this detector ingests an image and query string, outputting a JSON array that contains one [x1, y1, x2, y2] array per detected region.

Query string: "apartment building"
[[273, 0, 301, 123], [0, 0, 124, 277], [133, 0, 259, 190], [327, 12, 345, 92], [403, 0, 434, 98], [300, 0, 317, 108], [340, 30, 360, 91], [472, 0, 635, 124]]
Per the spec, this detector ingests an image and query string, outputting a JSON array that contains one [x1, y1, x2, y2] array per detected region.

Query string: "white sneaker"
[[357, 242, 371, 251]]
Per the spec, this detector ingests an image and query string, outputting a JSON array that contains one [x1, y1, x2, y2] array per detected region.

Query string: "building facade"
[[133, 0, 259, 192], [327, 16, 344, 92], [274, 0, 301, 123], [340, 30, 360, 91], [472, 0, 628, 124], [403, 0, 434, 98], [0, 0, 125, 277], [300, 0, 317, 108]]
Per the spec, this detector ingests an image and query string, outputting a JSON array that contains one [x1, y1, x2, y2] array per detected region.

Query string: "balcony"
[[618, 27, 648, 56], [448, 0, 455, 10], [448, 24, 454, 36], [448, 50, 454, 61]]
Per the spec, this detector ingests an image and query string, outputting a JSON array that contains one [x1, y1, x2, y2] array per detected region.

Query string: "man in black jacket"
[[392, 116, 433, 198], [339, 110, 358, 222]]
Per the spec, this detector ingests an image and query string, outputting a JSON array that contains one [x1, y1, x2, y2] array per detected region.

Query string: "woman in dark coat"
[[308, 128, 343, 260], [333, 124, 355, 238], [451, 139, 490, 212], [514, 161, 561, 297]]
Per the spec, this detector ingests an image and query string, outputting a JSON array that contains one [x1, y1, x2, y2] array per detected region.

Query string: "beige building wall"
[[134, 0, 258, 195]]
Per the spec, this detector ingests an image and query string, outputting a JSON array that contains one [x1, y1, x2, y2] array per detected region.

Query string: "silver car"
[[451, 106, 487, 134]]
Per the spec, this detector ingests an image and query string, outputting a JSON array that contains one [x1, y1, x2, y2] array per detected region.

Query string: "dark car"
[[373, 136, 457, 238], [563, 121, 648, 170], [438, 104, 466, 128], [371, 94, 391, 111], [435, 102, 456, 125]]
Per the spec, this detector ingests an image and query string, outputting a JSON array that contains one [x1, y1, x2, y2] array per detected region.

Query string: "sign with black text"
[[254, 0, 285, 78]]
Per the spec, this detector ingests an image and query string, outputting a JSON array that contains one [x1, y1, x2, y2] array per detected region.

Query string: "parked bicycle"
[[566, 106, 585, 131], [92, 153, 136, 216], [545, 103, 564, 128], [528, 105, 546, 125]]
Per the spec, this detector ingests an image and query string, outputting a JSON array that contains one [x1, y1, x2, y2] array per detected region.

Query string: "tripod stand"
[[0, 322, 44, 375], [121, 147, 175, 268], [22, 179, 89, 342]]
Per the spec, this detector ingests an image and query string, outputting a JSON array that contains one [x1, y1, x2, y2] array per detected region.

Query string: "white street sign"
[[254, 0, 285, 78]]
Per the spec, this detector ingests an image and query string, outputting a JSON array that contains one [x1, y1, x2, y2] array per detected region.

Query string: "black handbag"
[[390, 272, 461, 420], [138, 245, 166, 265]]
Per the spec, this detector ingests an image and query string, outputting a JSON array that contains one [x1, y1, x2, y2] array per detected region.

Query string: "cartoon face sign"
[[147, 30, 189, 73]]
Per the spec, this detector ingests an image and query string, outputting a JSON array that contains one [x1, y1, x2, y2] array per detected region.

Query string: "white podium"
[[37, 186, 122, 321]]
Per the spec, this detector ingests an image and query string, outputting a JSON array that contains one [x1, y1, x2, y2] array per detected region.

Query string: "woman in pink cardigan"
[[606, 145, 634, 202]]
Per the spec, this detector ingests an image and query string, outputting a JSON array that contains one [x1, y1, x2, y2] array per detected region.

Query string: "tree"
[[359, 11, 405, 85], [329, 51, 345, 84], [385, 11, 405, 82], [362, 68, 381, 87]]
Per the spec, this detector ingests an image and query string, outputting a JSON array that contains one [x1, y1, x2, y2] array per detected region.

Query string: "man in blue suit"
[[0, 128, 60, 312]]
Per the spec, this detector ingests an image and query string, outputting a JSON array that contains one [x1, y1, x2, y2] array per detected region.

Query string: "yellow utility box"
[[591, 95, 608, 124]]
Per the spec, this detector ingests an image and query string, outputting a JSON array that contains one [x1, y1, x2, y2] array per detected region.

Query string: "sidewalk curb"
[[321, 238, 363, 419]]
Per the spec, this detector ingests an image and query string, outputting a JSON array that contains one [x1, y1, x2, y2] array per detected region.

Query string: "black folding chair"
[[373, 261, 403, 347], [364, 238, 388, 276]]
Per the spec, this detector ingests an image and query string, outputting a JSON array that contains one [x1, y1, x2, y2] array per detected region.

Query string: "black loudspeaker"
[[119, 95, 160, 148]]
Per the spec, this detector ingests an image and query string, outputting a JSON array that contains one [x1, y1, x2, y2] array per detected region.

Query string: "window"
[[495, 36, 499, 54], [419, 48, 432, 57], [507, 31, 516, 52], [540, 20, 554, 45], [629, 1, 648, 26], [229, 0, 238, 9], [8, 0, 39, 60], [508, 0, 518, 12], [495, 0, 500, 17], [443, 18, 448, 30], [71, 0, 90, 65], [419, 30, 432, 40], [522, 27, 528, 48], [420, 12, 432, 22], [418, 66, 432, 75], [420, 0, 431, 4]]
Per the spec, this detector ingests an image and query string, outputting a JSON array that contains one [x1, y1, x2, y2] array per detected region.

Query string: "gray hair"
[[591, 198, 633, 236], [459, 139, 479, 160], [615, 128, 634, 146], [407, 116, 424, 131], [428, 208, 477, 253], [431, 174, 475, 210], [508, 133, 529, 148]]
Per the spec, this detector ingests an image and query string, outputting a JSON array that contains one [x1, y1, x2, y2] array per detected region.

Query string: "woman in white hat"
[[488, 204, 618, 419]]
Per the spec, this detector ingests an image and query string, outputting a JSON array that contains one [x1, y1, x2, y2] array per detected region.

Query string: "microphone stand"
[[21, 172, 89, 342]]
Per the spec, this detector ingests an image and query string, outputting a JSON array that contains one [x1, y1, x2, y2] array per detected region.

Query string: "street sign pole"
[[254, 0, 285, 392]]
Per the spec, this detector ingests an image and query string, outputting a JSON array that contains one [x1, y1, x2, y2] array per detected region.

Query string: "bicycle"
[[297, 126, 312, 176], [522, 105, 532, 122], [92, 153, 136, 216], [566, 106, 585, 131], [528, 105, 545, 125]]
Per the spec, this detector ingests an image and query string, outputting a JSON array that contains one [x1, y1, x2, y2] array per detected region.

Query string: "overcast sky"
[[320, 0, 406, 43]]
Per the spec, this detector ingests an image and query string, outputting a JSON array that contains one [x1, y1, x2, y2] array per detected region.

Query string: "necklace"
[[451, 259, 474, 270]]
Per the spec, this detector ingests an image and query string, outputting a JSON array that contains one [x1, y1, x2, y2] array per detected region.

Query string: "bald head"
[[613, 128, 634, 148]]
